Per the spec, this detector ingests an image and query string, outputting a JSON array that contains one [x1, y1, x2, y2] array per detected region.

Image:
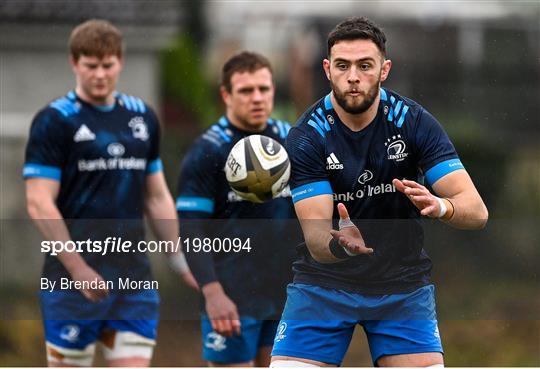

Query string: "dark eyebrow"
[[237, 84, 271, 93], [237, 86, 254, 93], [333, 57, 376, 63]]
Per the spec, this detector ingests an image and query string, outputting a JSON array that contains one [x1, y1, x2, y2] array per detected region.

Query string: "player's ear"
[[322, 59, 331, 80], [380, 59, 392, 82], [69, 55, 78, 71], [220, 85, 231, 106], [117, 56, 125, 71]]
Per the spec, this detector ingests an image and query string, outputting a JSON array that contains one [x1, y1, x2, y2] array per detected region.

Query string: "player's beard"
[[330, 76, 380, 115]]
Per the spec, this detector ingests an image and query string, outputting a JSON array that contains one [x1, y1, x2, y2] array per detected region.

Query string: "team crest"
[[204, 332, 227, 352], [274, 322, 287, 342], [128, 116, 149, 141], [59, 324, 80, 343], [385, 135, 409, 162]]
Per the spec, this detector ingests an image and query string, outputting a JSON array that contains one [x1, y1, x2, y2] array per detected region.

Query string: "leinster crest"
[[128, 116, 149, 141]]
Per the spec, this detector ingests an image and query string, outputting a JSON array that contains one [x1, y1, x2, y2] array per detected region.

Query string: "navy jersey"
[[287, 88, 465, 294], [23, 90, 162, 281], [177, 116, 298, 317]]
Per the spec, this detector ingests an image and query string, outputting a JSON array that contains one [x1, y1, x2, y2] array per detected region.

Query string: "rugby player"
[[24, 19, 195, 367], [270, 17, 488, 367], [176, 51, 297, 367]]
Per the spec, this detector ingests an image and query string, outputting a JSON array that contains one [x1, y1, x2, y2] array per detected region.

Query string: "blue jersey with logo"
[[23, 90, 162, 282], [177, 116, 298, 318], [286, 88, 464, 294]]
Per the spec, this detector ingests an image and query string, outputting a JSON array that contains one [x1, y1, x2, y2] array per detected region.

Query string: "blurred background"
[[1, 0, 538, 366]]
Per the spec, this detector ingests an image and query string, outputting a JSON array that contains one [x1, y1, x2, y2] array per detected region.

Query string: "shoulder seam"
[[118, 93, 147, 113], [49, 96, 81, 117], [384, 92, 411, 128], [202, 123, 233, 146]]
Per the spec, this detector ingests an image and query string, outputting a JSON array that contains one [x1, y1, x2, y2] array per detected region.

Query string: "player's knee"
[[101, 330, 155, 361], [46, 341, 95, 367], [270, 359, 321, 367]]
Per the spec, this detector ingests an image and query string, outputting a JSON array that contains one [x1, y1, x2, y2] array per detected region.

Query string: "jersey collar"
[[69, 89, 116, 112], [220, 115, 271, 136]]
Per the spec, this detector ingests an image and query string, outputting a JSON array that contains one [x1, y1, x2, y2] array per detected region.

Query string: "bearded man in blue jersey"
[[270, 17, 488, 367], [24, 19, 196, 367]]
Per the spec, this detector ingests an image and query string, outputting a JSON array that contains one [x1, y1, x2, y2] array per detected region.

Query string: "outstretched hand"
[[393, 179, 444, 218], [329, 203, 373, 255]]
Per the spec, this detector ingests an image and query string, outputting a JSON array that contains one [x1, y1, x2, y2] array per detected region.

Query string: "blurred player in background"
[[24, 19, 195, 367], [270, 17, 488, 367], [176, 51, 298, 367]]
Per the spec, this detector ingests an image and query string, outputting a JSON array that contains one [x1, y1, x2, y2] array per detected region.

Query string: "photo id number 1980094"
[[182, 237, 251, 253]]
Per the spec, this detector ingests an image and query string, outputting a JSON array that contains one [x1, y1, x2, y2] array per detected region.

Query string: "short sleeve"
[[285, 127, 332, 203], [176, 140, 220, 218], [415, 109, 465, 186], [23, 109, 68, 181]]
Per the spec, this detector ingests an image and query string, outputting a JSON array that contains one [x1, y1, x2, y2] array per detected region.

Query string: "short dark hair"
[[69, 19, 123, 61], [327, 17, 387, 58], [221, 51, 273, 92]]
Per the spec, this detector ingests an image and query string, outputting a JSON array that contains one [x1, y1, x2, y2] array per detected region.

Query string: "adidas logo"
[[73, 124, 96, 142], [326, 152, 343, 170]]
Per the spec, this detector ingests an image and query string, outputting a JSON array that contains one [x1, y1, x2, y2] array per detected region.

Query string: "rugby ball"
[[225, 135, 290, 203]]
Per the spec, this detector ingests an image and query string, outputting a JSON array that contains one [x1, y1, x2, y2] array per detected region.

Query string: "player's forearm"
[[145, 191, 178, 244], [428, 171, 488, 230], [178, 211, 218, 287], [441, 194, 488, 230], [295, 195, 340, 263], [26, 198, 89, 274], [302, 221, 341, 263], [27, 197, 71, 245], [184, 242, 218, 287]]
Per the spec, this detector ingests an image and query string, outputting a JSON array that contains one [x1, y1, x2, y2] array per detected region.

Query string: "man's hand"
[[393, 179, 447, 218], [329, 203, 373, 255], [69, 265, 109, 302], [202, 282, 241, 337]]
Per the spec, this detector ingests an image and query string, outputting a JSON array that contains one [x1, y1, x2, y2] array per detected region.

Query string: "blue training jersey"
[[286, 88, 465, 294], [23, 90, 162, 282], [177, 116, 299, 317]]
